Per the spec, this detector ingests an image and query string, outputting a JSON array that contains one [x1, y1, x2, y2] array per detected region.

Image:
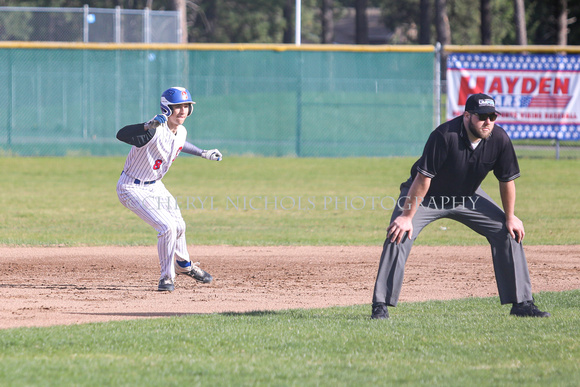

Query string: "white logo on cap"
[[479, 99, 495, 107]]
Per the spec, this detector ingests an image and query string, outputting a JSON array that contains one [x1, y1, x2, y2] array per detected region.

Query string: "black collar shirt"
[[409, 115, 520, 198]]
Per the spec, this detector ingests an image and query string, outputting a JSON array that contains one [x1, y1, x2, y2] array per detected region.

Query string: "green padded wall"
[[0, 46, 435, 157]]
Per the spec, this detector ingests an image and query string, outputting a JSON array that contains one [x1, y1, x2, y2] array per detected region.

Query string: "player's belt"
[[134, 179, 156, 185]]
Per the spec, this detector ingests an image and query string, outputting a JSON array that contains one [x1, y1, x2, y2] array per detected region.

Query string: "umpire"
[[371, 93, 550, 319]]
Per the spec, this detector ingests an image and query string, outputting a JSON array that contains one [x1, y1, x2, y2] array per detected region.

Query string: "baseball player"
[[116, 86, 222, 292], [371, 93, 550, 319]]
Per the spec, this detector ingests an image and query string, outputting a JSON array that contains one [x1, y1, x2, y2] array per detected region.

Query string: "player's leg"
[[155, 182, 189, 266], [173, 219, 190, 269], [157, 182, 213, 284], [147, 183, 190, 283], [117, 182, 179, 287], [175, 231, 213, 284], [448, 188, 533, 304]]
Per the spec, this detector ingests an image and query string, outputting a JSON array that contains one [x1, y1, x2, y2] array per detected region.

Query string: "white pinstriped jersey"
[[122, 124, 187, 181]]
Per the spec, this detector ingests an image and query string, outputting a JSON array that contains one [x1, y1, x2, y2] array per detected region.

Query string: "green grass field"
[[0, 291, 578, 386], [1, 156, 579, 246], [1, 156, 578, 385]]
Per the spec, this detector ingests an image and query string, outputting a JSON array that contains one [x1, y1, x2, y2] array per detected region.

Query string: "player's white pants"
[[117, 172, 191, 280]]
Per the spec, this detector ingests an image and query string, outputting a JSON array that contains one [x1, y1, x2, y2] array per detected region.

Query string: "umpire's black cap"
[[465, 93, 501, 115]]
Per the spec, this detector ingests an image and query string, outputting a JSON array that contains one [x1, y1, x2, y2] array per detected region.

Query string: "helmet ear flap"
[[160, 96, 173, 117], [186, 103, 195, 116]]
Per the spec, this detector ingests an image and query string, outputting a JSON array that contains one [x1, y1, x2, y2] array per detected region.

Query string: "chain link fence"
[[1, 7, 578, 159], [0, 6, 181, 43]]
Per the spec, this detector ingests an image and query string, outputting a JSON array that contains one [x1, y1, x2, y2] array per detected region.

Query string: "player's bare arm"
[[388, 173, 431, 244], [499, 180, 525, 243]]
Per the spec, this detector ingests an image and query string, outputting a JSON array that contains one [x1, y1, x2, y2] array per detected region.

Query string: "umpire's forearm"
[[499, 180, 517, 219], [401, 173, 431, 218]]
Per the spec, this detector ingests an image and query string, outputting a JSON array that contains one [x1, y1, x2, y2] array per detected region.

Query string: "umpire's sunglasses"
[[472, 112, 498, 122]]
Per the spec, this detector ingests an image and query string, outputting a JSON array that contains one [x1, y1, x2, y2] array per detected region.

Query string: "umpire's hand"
[[506, 215, 525, 243], [387, 215, 413, 244]]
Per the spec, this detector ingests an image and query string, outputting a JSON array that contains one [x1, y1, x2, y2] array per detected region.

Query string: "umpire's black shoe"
[[371, 303, 389, 319], [510, 300, 550, 317]]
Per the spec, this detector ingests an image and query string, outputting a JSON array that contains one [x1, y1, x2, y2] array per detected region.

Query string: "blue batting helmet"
[[160, 87, 195, 117]]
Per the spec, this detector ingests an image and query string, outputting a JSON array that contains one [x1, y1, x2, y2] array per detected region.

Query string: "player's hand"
[[387, 215, 413, 244], [506, 215, 525, 243], [145, 114, 167, 130], [201, 149, 222, 161]]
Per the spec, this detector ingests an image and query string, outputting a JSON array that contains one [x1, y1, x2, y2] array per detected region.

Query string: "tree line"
[[1, 0, 578, 45]]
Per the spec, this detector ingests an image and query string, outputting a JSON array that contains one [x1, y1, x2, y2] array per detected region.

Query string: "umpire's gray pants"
[[372, 186, 533, 306]]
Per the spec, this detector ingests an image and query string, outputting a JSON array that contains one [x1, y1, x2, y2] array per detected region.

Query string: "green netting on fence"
[[0, 46, 435, 157]]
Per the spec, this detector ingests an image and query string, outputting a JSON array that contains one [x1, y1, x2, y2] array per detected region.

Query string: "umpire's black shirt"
[[407, 115, 520, 198]]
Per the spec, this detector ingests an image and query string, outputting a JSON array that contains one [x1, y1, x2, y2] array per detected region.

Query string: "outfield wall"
[[0, 43, 435, 157]]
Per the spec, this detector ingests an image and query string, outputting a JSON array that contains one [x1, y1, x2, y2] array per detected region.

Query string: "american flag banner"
[[447, 54, 580, 140]]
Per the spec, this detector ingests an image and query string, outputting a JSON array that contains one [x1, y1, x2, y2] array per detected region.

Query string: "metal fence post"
[[115, 47, 121, 133], [7, 49, 12, 148], [83, 4, 89, 43], [83, 48, 88, 139], [295, 0, 301, 46], [435, 42, 441, 127], [295, 52, 303, 157], [144, 7, 151, 44], [115, 6, 121, 43]]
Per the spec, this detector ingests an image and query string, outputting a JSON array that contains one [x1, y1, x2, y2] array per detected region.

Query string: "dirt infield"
[[1, 245, 578, 329]]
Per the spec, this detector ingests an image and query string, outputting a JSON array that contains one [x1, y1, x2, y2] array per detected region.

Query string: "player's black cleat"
[[158, 277, 175, 292], [177, 261, 213, 284], [371, 303, 389, 319], [510, 300, 550, 317]]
